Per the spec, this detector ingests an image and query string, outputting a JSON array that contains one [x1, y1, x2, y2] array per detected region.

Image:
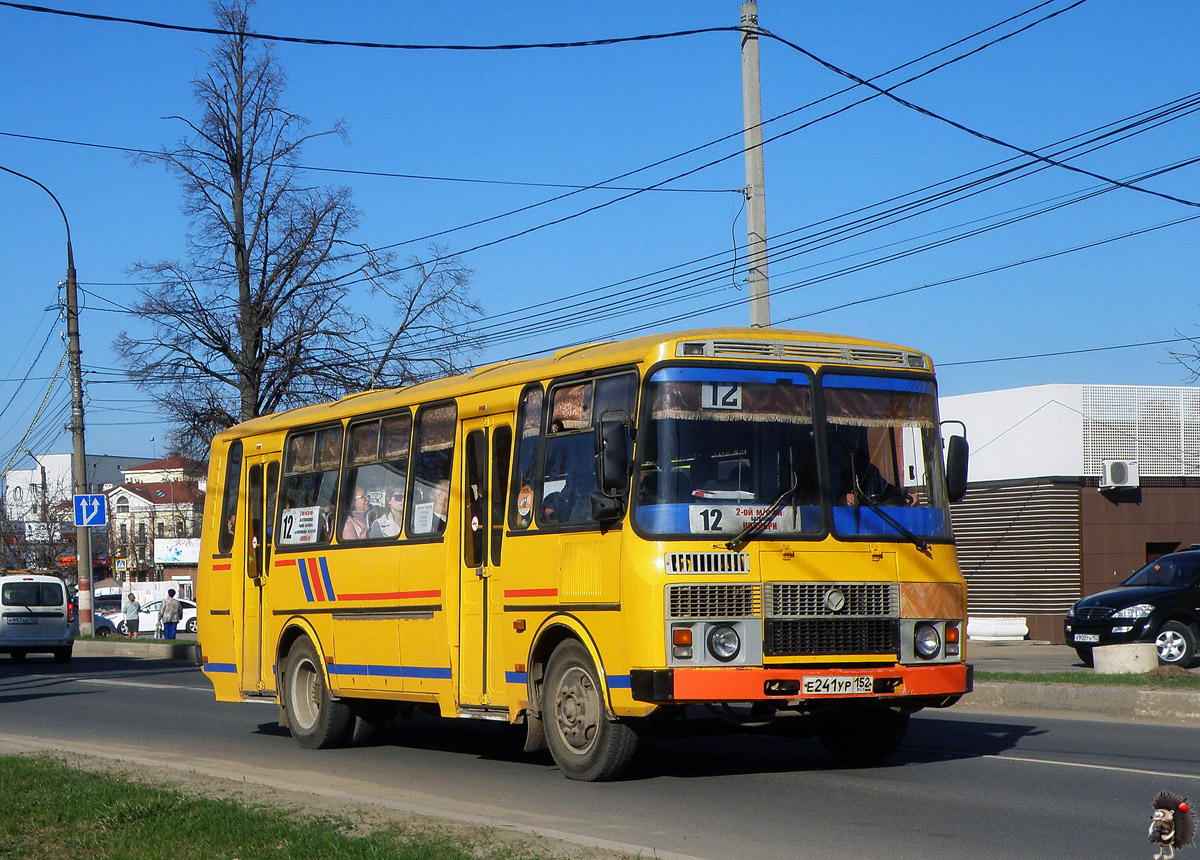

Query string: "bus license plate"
[[802, 675, 873, 695], [1073, 633, 1100, 643], [5, 616, 36, 624]]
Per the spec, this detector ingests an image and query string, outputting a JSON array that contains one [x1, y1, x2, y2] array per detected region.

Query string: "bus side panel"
[[324, 546, 402, 694], [398, 539, 457, 699]]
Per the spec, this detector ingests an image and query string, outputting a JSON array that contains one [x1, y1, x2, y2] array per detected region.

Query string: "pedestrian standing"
[[123, 592, 141, 638], [158, 588, 183, 640]]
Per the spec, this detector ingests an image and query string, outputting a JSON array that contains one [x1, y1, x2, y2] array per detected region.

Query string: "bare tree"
[[117, 1, 479, 456]]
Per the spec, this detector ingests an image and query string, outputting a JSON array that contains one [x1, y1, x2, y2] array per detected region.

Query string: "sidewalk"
[[962, 639, 1200, 722]]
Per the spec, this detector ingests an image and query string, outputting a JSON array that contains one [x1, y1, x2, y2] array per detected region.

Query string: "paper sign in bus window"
[[279, 505, 321, 545]]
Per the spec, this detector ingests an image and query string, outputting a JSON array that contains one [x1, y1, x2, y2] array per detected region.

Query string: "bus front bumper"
[[630, 662, 971, 706]]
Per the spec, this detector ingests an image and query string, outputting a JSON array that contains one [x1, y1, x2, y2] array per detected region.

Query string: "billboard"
[[153, 538, 200, 565]]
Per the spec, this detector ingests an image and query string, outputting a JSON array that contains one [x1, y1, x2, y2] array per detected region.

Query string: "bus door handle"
[[476, 566, 490, 579]]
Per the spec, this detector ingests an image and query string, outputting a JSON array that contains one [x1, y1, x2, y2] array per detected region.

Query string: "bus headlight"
[[914, 623, 941, 660], [706, 624, 741, 662]]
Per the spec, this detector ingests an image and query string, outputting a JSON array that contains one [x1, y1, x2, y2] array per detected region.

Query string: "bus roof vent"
[[680, 339, 926, 369]]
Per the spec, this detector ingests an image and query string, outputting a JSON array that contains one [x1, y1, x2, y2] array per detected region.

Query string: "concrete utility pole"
[[740, 1, 771, 327], [1, 165, 93, 634]]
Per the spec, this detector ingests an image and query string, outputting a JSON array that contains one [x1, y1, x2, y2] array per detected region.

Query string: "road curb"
[[74, 640, 198, 661], [962, 680, 1200, 721]]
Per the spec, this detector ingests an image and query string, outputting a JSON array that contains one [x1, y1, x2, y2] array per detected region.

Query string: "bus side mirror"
[[594, 412, 631, 522], [945, 434, 968, 503]]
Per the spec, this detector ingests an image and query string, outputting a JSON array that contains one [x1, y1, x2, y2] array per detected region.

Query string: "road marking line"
[[81, 679, 204, 692], [984, 753, 1200, 780]]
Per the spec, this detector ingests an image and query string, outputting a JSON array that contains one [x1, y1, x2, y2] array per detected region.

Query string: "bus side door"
[[242, 453, 280, 694], [458, 415, 513, 707]]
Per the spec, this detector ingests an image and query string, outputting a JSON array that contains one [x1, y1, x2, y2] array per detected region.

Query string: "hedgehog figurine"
[[1151, 791, 1196, 860]]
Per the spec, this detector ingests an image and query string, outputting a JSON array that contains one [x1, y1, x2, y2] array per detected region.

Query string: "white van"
[[0, 573, 74, 662]]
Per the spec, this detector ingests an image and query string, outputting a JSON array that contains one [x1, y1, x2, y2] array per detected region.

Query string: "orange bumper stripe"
[[671, 662, 968, 702]]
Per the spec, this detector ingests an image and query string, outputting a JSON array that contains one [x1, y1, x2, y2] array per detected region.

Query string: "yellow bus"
[[198, 327, 970, 780]]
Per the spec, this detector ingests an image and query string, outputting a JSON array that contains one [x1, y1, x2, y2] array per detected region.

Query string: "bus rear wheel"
[[543, 640, 637, 781], [817, 706, 909, 765], [283, 637, 352, 749]]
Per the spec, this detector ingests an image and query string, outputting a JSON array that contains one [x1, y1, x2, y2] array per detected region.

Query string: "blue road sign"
[[74, 493, 107, 528]]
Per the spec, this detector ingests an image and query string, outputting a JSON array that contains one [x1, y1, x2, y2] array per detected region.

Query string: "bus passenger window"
[[341, 412, 411, 542], [278, 426, 343, 547], [540, 373, 636, 527], [217, 441, 243, 555], [410, 403, 456, 537], [509, 385, 543, 530]]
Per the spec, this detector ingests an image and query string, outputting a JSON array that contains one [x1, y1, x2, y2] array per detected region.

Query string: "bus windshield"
[[633, 367, 952, 541]]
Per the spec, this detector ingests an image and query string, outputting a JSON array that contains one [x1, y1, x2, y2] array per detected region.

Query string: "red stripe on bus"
[[274, 558, 298, 567], [310, 569, 327, 602], [504, 588, 557, 598], [338, 590, 442, 601], [211, 564, 232, 571]]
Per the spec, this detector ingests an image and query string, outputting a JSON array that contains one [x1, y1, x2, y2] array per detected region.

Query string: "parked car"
[[93, 611, 123, 637], [115, 598, 197, 636], [0, 573, 74, 661], [1064, 551, 1200, 667]]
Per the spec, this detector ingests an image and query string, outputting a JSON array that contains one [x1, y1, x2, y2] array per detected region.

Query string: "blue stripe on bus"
[[319, 556, 336, 601], [327, 663, 452, 680], [298, 558, 315, 602], [203, 662, 237, 673], [606, 675, 632, 689], [505, 671, 528, 684], [654, 367, 809, 385], [821, 374, 934, 394]]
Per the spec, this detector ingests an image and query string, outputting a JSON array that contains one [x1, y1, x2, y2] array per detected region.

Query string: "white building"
[[107, 455, 206, 582], [940, 383, 1200, 642]]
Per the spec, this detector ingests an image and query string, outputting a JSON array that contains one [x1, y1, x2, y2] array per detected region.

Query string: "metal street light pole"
[[1, 165, 93, 635]]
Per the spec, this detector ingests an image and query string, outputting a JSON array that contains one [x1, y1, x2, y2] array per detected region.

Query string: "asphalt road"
[[2, 654, 1197, 860]]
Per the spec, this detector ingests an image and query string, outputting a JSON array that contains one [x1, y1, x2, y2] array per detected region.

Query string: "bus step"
[[456, 707, 509, 722]]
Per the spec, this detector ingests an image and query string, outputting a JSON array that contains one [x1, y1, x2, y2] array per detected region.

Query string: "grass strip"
[[976, 669, 1200, 689], [0, 753, 551, 860]]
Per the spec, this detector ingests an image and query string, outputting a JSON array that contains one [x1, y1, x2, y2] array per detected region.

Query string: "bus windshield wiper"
[[725, 471, 799, 552], [851, 478, 930, 554]]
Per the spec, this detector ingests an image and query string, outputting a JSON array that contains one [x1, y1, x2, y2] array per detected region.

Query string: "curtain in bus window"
[[410, 403, 456, 536], [823, 386, 936, 428]]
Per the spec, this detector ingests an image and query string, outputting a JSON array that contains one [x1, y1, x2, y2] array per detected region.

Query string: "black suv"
[[1064, 551, 1200, 668]]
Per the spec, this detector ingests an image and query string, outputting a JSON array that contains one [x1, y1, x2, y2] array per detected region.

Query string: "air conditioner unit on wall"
[[1100, 459, 1139, 490]]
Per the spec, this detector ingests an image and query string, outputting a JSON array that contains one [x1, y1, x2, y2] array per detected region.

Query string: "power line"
[[0, 3, 744, 52], [760, 30, 1200, 210]]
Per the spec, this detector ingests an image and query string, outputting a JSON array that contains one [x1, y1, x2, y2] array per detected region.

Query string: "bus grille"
[[665, 552, 750, 574], [766, 583, 898, 618], [766, 618, 899, 656], [667, 584, 761, 619]]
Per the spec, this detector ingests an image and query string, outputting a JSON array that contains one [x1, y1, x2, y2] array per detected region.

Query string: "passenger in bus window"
[[432, 480, 449, 531], [369, 484, 405, 538], [343, 488, 371, 539]]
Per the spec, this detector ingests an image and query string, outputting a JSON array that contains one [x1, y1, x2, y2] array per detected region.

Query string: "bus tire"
[[543, 640, 637, 781], [817, 706, 909, 765], [282, 637, 352, 749]]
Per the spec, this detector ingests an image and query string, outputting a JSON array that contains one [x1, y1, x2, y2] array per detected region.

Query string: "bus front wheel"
[[543, 640, 637, 781], [283, 637, 353, 749]]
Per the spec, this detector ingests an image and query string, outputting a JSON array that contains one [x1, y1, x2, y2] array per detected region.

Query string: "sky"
[[2, 0, 1199, 464]]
